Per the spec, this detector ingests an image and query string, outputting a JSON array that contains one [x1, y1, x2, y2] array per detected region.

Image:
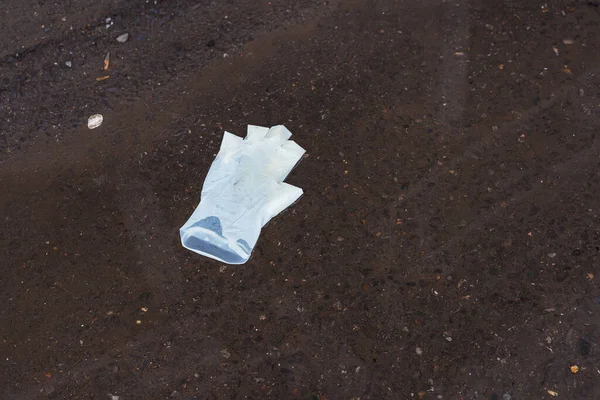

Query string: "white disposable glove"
[[180, 125, 305, 264]]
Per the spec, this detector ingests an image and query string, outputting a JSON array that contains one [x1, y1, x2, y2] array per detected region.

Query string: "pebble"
[[221, 349, 231, 359], [563, 38, 574, 45], [502, 394, 511, 400], [87, 114, 103, 129], [570, 365, 579, 373], [548, 253, 556, 258], [65, 61, 72, 68], [485, 24, 494, 31], [415, 347, 423, 355], [116, 33, 129, 43]]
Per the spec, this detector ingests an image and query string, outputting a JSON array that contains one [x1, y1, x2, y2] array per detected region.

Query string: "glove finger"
[[266, 140, 306, 182], [265, 125, 292, 143], [220, 131, 243, 150], [246, 125, 269, 141], [261, 182, 303, 227]]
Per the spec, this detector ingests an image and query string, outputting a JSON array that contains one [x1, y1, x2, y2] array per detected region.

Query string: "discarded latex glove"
[[180, 125, 305, 264]]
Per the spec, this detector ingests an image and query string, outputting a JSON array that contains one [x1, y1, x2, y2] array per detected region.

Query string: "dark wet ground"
[[2, 0, 600, 399]]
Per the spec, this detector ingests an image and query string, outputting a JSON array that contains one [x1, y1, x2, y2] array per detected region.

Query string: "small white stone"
[[116, 33, 129, 43], [65, 61, 72, 68], [87, 114, 103, 129], [415, 347, 423, 356]]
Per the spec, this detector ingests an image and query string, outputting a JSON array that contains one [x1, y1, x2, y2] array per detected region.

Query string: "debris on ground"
[[179, 125, 305, 264], [87, 114, 103, 129], [220, 349, 231, 359], [116, 33, 129, 43], [104, 52, 110, 70], [570, 365, 579, 374]]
